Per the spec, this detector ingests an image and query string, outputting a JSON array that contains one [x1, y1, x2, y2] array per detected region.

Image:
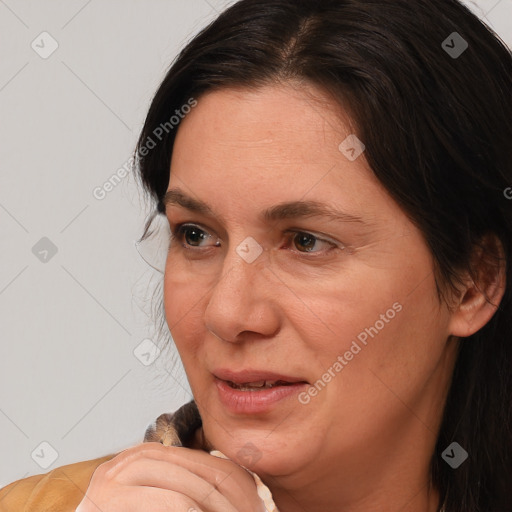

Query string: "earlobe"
[[448, 234, 507, 339]]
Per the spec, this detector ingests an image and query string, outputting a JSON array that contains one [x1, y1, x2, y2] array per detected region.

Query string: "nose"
[[203, 243, 281, 343]]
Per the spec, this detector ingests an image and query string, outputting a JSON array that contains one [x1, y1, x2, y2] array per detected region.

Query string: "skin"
[[77, 81, 505, 512], [161, 82, 506, 512], [76, 443, 266, 512]]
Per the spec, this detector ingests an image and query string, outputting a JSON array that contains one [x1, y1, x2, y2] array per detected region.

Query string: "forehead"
[[168, 84, 392, 224], [173, 83, 351, 161]]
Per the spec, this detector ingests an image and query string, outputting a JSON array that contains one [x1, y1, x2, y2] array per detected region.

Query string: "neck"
[[189, 425, 214, 452], [267, 475, 441, 512]]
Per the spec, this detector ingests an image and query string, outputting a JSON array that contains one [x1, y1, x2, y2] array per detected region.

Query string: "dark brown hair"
[[134, 1, 512, 510]]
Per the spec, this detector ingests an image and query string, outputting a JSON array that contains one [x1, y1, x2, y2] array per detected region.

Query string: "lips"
[[227, 380, 296, 390], [213, 368, 309, 388], [214, 370, 310, 413]]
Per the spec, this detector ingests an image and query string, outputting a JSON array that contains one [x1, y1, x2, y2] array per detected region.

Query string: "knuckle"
[[209, 465, 233, 488], [213, 471, 229, 488], [89, 460, 111, 482], [94, 457, 122, 480], [101, 443, 176, 479]]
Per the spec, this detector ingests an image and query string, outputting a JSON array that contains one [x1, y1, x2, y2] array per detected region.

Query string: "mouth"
[[213, 368, 309, 388], [213, 370, 310, 413], [223, 379, 304, 391]]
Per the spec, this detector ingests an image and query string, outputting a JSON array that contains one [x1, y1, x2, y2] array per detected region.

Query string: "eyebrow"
[[162, 188, 368, 225]]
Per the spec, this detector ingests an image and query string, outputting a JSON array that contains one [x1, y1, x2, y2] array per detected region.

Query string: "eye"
[[169, 223, 339, 256], [284, 230, 338, 254], [170, 223, 220, 249]]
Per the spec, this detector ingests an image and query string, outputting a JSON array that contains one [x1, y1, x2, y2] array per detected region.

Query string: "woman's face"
[[163, 83, 458, 484]]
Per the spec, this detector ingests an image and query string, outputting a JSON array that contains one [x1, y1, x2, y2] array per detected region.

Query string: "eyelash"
[[169, 223, 339, 257]]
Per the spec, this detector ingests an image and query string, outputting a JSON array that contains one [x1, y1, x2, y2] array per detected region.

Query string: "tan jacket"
[[0, 401, 202, 511]]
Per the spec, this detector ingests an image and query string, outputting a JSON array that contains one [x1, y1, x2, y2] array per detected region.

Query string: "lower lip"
[[215, 378, 309, 414]]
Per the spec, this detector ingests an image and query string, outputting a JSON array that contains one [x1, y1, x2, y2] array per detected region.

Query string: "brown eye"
[[293, 232, 317, 252], [170, 224, 219, 249], [287, 231, 337, 254], [182, 226, 208, 246]]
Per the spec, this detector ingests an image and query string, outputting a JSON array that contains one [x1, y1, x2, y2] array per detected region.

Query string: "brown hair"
[[134, 1, 512, 509]]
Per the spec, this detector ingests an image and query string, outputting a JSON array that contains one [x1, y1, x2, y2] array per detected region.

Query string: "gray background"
[[0, 0, 510, 488]]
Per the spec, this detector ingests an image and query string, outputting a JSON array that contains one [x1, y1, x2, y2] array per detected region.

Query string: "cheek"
[[287, 253, 446, 402], [278, 264, 401, 361], [163, 271, 206, 354], [302, 271, 448, 426], [367, 277, 449, 384]]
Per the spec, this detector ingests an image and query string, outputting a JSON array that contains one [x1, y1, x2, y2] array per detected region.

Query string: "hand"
[[76, 442, 267, 512]]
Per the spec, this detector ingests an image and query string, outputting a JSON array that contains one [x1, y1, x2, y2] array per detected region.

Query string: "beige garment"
[[0, 400, 279, 511]]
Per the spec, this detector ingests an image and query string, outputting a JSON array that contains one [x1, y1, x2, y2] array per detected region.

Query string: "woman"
[[1, 0, 511, 511]]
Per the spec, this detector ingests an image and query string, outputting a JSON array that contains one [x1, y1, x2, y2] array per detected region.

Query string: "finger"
[[77, 485, 208, 512], [118, 458, 240, 512], [106, 445, 261, 512], [132, 487, 208, 512], [136, 486, 231, 512]]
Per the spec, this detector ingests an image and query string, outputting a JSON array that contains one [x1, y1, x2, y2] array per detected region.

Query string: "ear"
[[448, 233, 507, 338]]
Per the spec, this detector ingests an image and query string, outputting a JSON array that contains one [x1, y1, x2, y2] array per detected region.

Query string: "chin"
[[210, 429, 306, 476]]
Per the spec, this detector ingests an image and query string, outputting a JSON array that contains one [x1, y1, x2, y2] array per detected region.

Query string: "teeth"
[[228, 380, 280, 390], [245, 380, 268, 387]]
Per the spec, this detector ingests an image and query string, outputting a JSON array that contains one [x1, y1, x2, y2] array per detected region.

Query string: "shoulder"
[[0, 452, 119, 512], [0, 401, 201, 511]]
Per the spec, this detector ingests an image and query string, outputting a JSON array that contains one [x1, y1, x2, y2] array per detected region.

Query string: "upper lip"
[[213, 368, 309, 384]]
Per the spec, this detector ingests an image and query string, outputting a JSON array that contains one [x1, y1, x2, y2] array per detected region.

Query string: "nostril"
[[207, 328, 229, 342]]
